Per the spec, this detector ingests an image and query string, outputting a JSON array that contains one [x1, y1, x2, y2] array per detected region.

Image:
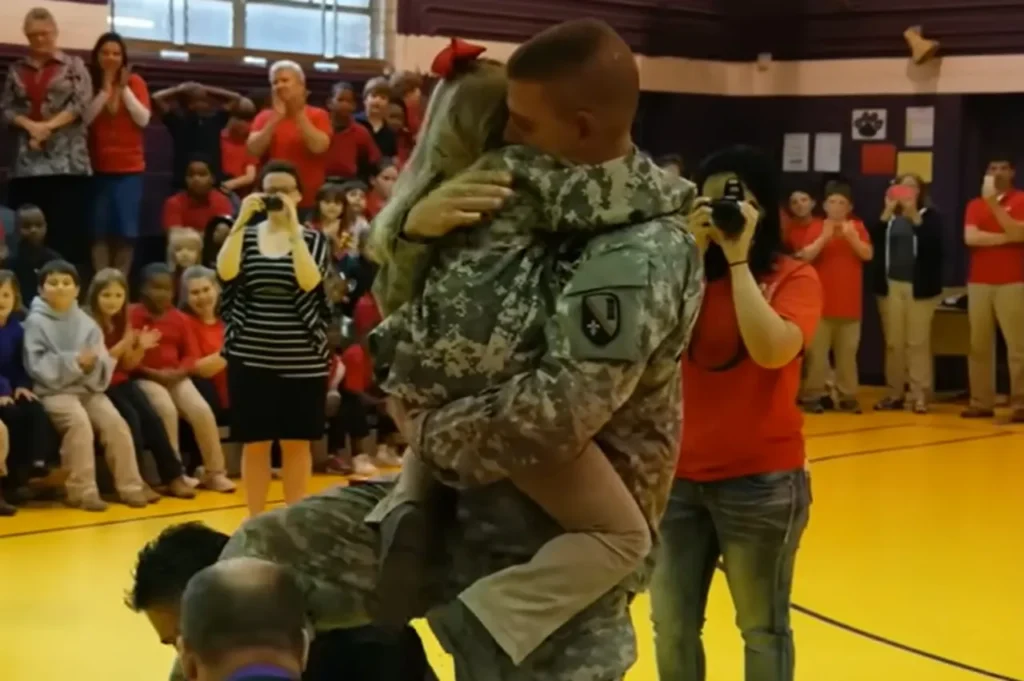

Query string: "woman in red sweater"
[[129, 263, 234, 493], [85, 33, 150, 276], [650, 147, 821, 681]]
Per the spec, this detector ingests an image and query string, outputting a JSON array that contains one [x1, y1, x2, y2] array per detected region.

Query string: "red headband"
[[431, 38, 487, 79]]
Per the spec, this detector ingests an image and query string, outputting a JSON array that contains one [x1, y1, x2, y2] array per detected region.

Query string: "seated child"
[[23, 260, 148, 512], [87, 268, 196, 500], [338, 229, 378, 319], [309, 183, 354, 263], [167, 227, 204, 303], [162, 155, 235, 232], [0, 270, 61, 515], [202, 215, 233, 268], [129, 263, 235, 493], [366, 157, 398, 220], [340, 179, 370, 244], [0, 204, 61, 303], [368, 54, 689, 663], [178, 265, 229, 416]]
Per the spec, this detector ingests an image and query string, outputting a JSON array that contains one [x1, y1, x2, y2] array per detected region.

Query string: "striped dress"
[[221, 224, 331, 378]]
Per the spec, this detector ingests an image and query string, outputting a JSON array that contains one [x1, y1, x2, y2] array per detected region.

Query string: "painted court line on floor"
[[808, 431, 1013, 464]]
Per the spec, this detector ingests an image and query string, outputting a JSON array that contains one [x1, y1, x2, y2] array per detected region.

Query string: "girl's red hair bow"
[[431, 38, 487, 79]]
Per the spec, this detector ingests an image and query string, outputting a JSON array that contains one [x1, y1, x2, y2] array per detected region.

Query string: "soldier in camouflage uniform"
[[365, 19, 704, 681]]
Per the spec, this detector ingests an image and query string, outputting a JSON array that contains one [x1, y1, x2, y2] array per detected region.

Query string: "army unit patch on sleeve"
[[581, 292, 621, 346]]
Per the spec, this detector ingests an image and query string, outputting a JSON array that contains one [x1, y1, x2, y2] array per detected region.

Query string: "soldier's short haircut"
[[180, 558, 308, 665], [127, 522, 229, 611], [507, 19, 624, 82]]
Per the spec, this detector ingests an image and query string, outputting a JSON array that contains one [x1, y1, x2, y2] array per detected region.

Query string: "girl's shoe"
[[375, 445, 403, 468], [352, 454, 380, 478], [836, 398, 862, 414], [166, 477, 197, 499], [325, 454, 353, 476], [120, 491, 150, 508], [201, 472, 237, 493], [142, 485, 162, 504], [912, 401, 928, 414], [66, 495, 108, 512]]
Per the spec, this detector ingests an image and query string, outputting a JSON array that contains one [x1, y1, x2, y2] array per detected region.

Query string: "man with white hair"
[[247, 60, 331, 210]]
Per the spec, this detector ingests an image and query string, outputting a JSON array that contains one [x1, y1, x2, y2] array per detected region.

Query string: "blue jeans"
[[650, 469, 811, 681]]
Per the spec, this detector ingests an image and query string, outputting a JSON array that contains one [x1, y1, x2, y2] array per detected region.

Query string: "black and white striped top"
[[221, 225, 331, 378]]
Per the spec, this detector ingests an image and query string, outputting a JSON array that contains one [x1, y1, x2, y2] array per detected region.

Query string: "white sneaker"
[[201, 472, 236, 493], [375, 445, 403, 468], [352, 454, 380, 477], [182, 475, 200, 489]]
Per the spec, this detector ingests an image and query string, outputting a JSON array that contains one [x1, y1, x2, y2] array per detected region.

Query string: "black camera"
[[710, 178, 746, 236], [263, 194, 284, 212]]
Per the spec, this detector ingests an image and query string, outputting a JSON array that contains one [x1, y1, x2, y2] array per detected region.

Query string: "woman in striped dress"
[[217, 160, 331, 516]]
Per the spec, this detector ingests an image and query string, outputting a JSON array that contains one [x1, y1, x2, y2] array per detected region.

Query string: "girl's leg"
[[105, 384, 160, 503], [279, 440, 311, 505], [137, 380, 181, 451], [458, 442, 651, 664], [123, 382, 193, 496], [168, 379, 233, 492], [242, 440, 273, 516]]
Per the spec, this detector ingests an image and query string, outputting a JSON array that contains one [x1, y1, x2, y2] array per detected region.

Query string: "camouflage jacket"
[[372, 145, 688, 412]]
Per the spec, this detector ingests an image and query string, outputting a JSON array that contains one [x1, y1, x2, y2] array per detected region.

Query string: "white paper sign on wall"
[[851, 109, 888, 141]]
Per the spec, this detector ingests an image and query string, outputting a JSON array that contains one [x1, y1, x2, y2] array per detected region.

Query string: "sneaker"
[[182, 474, 201, 489], [375, 445, 403, 468], [874, 396, 904, 411], [352, 454, 380, 478], [836, 398, 862, 414], [325, 454, 353, 476], [961, 407, 995, 419], [0, 492, 16, 517], [912, 401, 929, 415], [120, 491, 149, 508], [67, 495, 108, 512], [166, 477, 197, 499], [800, 398, 825, 414], [201, 472, 236, 493], [142, 485, 162, 504]]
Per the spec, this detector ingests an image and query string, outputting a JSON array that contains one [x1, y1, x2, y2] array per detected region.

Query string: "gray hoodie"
[[22, 297, 115, 396]]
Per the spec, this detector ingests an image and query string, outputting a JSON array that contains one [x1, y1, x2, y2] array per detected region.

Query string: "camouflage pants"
[[222, 481, 637, 680]]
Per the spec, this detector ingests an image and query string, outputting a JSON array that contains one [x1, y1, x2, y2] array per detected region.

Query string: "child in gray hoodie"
[[23, 261, 147, 511]]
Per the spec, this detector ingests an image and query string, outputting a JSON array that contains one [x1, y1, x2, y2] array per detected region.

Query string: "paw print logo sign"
[[851, 108, 888, 141]]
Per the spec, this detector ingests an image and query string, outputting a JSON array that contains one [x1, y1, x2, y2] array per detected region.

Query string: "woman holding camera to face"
[[217, 160, 331, 516], [650, 146, 821, 681], [871, 173, 945, 414]]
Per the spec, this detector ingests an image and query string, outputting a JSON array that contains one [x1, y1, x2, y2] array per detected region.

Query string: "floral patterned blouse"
[[0, 50, 92, 178]]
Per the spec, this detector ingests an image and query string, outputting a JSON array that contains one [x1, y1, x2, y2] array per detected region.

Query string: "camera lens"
[[263, 195, 284, 212]]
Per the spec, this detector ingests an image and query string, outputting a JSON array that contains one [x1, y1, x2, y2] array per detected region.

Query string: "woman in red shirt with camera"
[[650, 146, 822, 681]]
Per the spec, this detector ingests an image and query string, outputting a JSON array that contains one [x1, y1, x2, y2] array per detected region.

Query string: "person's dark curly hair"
[[126, 522, 230, 611], [694, 145, 785, 281]]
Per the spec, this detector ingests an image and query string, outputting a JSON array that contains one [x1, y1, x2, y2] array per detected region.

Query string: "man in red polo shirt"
[[248, 61, 331, 210], [963, 155, 1024, 422]]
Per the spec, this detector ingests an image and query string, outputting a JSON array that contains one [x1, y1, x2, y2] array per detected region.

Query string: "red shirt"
[[89, 74, 150, 174], [677, 257, 822, 482], [128, 304, 199, 372], [366, 192, 385, 220], [783, 217, 821, 253], [353, 294, 382, 338], [162, 190, 234, 232], [19, 59, 61, 120], [325, 122, 380, 179], [252, 106, 332, 206], [183, 314, 228, 407], [342, 344, 371, 392], [796, 218, 869, 319], [103, 323, 132, 387], [965, 191, 1024, 284], [220, 130, 258, 185]]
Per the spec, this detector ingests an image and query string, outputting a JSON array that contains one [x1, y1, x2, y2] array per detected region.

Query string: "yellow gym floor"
[[2, 396, 1022, 681]]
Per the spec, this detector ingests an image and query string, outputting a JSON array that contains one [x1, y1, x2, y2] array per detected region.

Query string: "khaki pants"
[[0, 419, 8, 477], [41, 392, 143, 502], [878, 281, 941, 403], [374, 442, 650, 665], [967, 282, 1024, 409], [804, 317, 861, 400], [138, 379, 226, 475]]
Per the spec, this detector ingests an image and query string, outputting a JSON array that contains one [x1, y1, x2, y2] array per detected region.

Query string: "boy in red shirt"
[[220, 99, 258, 197], [325, 81, 380, 181], [791, 182, 873, 412], [962, 157, 1024, 422], [162, 156, 235, 232], [129, 264, 234, 493]]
